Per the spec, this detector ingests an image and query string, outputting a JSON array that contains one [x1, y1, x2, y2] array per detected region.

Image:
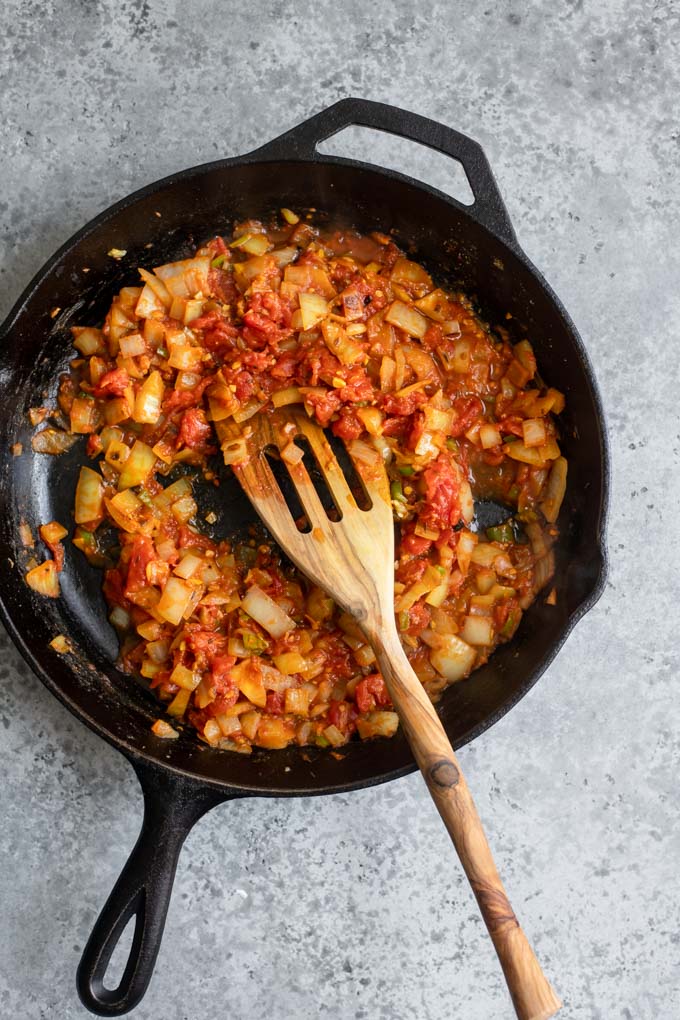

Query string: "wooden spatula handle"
[[368, 625, 561, 1020]]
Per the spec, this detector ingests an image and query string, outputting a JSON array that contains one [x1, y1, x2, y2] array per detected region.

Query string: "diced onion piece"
[[299, 292, 328, 331], [356, 406, 383, 436], [422, 405, 452, 434], [139, 267, 171, 306], [146, 639, 170, 663], [356, 711, 399, 740], [215, 713, 242, 737], [354, 644, 376, 667], [323, 724, 347, 747], [39, 521, 67, 545], [284, 264, 336, 298], [384, 300, 428, 339], [167, 688, 191, 718], [414, 288, 451, 321], [75, 466, 104, 524], [475, 568, 497, 594], [70, 397, 97, 434], [273, 651, 306, 675], [241, 585, 295, 638], [168, 344, 204, 371], [50, 634, 71, 653], [151, 719, 179, 739], [270, 246, 299, 268], [105, 439, 131, 472], [379, 355, 396, 391], [208, 382, 240, 421], [470, 542, 503, 568], [170, 663, 200, 691], [256, 716, 295, 749], [202, 718, 222, 745], [390, 258, 432, 293], [233, 399, 266, 423], [118, 440, 156, 490], [174, 552, 203, 579], [155, 256, 211, 299], [479, 423, 502, 449], [281, 440, 304, 465], [395, 564, 444, 612], [157, 577, 196, 626], [231, 233, 271, 256], [133, 370, 164, 424], [19, 521, 34, 548], [427, 632, 476, 681], [153, 476, 193, 508], [72, 327, 104, 356], [522, 417, 547, 448], [221, 434, 249, 466], [240, 710, 261, 741], [137, 617, 163, 641], [460, 615, 494, 646], [171, 495, 198, 525], [119, 332, 147, 358], [321, 319, 365, 366], [32, 428, 79, 455], [135, 284, 165, 318], [425, 570, 450, 607], [285, 687, 311, 716], [25, 560, 59, 598], [505, 438, 560, 465], [541, 457, 567, 524], [459, 478, 474, 524], [272, 386, 303, 408], [230, 660, 267, 708]]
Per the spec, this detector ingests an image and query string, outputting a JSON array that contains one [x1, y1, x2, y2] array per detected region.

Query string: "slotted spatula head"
[[220, 411, 396, 628]]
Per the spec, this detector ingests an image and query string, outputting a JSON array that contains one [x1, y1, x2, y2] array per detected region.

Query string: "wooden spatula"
[[226, 410, 561, 1020]]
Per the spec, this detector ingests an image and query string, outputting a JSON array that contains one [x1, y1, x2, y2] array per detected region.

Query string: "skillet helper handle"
[[251, 97, 517, 247], [77, 760, 232, 1017], [368, 625, 561, 1020]]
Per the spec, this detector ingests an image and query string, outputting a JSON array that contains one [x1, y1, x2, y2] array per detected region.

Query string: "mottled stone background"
[[1, 1, 678, 1018]]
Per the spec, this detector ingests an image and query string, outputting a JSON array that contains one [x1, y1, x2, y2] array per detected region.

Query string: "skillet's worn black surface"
[[0, 99, 608, 1016]]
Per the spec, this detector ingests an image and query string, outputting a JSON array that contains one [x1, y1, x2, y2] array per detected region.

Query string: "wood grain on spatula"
[[222, 411, 561, 1020]]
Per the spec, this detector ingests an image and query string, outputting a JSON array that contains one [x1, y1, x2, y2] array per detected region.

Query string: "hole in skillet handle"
[[247, 98, 518, 249], [76, 760, 237, 1017]]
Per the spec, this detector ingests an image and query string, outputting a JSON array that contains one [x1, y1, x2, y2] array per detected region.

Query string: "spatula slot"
[[263, 445, 311, 533], [326, 431, 373, 512], [294, 435, 343, 522]]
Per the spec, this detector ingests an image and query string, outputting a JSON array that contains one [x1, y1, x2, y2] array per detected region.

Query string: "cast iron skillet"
[[0, 99, 609, 1016]]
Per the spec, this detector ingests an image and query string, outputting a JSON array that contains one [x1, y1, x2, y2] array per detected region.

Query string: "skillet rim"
[[0, 147, 610, 796]]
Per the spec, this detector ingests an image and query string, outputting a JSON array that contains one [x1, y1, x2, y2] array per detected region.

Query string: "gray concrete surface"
[[1, 2, 679, 1018]]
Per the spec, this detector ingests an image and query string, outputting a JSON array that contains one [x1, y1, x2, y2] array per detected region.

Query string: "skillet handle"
[[250, 97, 517, 247], [76, 758, 236, 1017]]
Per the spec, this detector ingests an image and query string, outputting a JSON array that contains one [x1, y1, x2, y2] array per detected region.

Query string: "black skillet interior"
[[0, 113, 608, 800]]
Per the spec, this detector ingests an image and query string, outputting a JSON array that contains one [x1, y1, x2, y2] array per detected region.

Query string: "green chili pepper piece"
[[243, 631, 267, 652], [486, 522, 514, 544], [397, 465, 415, 476], [390, 480, 407, 503], [501, 609, 520, 638], [316, 734, 330, 748], [397, 610, 410, 632], [211, 253, 227, 268], [446, 438, 459, 453]]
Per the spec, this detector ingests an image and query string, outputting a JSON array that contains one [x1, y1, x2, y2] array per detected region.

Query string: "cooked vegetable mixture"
[[28, 211, 567, 752]]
